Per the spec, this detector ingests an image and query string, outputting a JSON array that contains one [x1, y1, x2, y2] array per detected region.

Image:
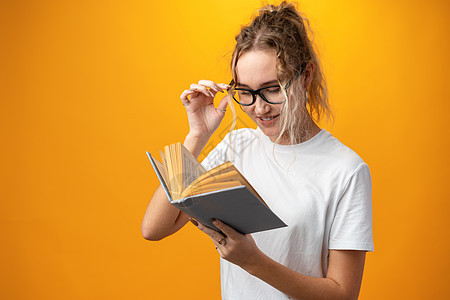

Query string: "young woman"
[[142, 2, 373, 299]]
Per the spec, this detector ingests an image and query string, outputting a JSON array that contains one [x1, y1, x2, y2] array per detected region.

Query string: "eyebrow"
[[236, 80, 279, 89]]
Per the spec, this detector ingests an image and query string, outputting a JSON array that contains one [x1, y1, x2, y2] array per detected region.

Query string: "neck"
[[275, 114, 320, 145]]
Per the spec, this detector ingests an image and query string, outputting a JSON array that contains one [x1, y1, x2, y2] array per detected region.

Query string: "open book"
[[146, 142, 287, 234]]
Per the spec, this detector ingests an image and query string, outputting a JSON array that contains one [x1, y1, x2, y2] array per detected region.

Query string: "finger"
[[216, 245, 224, 257], [212, 219, 240, 239], [190, 220, 222, 250], [217, 83, 231, 90], [191, 219, 226, 243], [215, 245, 224, 256], [180, 89, 196, 105], [190, 84, 215, 98], [191, 83, 217, 97], [216, 94, 230, 113], [198, 80, 224, 93]]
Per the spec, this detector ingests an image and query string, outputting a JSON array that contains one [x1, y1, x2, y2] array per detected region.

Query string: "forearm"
[[244, 252, 347, 300], [141, 185, 189, 240], [141, 133, 210, 240], [183, 132, 211, 159]]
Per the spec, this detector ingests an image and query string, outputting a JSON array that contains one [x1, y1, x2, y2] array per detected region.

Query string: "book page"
[[180, 161, 265, 205], [181, 170, 236, 198], [159, 150, 167, 171], [187, 161, 235, 188], [183, 180, 242, 197], [201, 161, 266, 205], [180, 143, 206, 191], [153, 156, 169, 186], [173, 143, 182, 195], [164, 144, 181, 199], [195, 170, 238, 185]]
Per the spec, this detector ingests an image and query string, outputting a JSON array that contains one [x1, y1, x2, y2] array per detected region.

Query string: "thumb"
[[217, 93, 230, 113]]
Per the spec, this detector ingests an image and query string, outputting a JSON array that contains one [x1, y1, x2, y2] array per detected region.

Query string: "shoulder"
[[317, 130, 369, 176]]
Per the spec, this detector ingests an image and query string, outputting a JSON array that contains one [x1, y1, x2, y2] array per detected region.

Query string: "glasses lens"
[[233, 86, 286, 105], [234, 90, 254, 105], [260, 86, 285, 103]]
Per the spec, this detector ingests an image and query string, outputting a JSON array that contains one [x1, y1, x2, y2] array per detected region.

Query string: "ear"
[[301, 62, 315, 90]]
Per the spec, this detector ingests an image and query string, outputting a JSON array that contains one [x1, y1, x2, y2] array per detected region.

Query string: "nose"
[[254, 94, 270, 114]]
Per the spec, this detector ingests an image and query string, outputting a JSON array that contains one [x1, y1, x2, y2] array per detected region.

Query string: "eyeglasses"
[[228, 62, 306, 106], [229, 82, 292, 106]]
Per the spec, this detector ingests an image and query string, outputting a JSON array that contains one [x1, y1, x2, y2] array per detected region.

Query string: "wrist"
[[242, 249, 270, 276], [183, 133, 211, 158], [185, 131, 211, 142]]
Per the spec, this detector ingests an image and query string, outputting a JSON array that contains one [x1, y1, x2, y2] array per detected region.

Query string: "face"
[[235, 50, 284, 143]]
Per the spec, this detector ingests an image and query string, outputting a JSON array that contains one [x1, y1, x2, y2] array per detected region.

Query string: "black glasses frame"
[[227, 62, 307, 106], [231, 82, 292, 106]]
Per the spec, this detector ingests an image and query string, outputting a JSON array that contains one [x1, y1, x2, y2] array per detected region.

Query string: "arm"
[[141, 80, 230, 241], [193, 219, 366, 300], [246, 249, 365, 300], [140, 134, 210, 241]]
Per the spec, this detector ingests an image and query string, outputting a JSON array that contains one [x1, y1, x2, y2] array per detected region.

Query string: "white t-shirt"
[[201, 127, 373, 300]]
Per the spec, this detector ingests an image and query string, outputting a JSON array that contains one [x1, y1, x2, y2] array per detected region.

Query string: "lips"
[[258, 114, 279, 121], [257, 114, 280, 126]]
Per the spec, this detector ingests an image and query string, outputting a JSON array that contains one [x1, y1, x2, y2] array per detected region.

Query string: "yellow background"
[[1, 0, 449, 299]]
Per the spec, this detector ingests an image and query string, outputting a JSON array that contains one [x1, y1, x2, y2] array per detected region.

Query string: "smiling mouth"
[[259, 114, 280, 121]]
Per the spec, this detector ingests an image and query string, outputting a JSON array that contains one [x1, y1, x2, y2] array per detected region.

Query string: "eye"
[[239, 91, 251, 96], [266, 87, 281, 93]]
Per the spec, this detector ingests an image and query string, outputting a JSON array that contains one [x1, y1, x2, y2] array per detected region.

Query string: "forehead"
[[236, 50, 278, 87]]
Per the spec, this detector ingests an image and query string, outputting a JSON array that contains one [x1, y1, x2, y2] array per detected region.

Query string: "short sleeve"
[[329, 163, 374, 251]]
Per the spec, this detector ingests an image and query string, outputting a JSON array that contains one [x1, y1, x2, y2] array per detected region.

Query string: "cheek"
[[242, 106, 255, 117]]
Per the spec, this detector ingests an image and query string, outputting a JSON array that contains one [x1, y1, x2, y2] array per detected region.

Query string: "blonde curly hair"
[[229, 1, 332, 144]]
